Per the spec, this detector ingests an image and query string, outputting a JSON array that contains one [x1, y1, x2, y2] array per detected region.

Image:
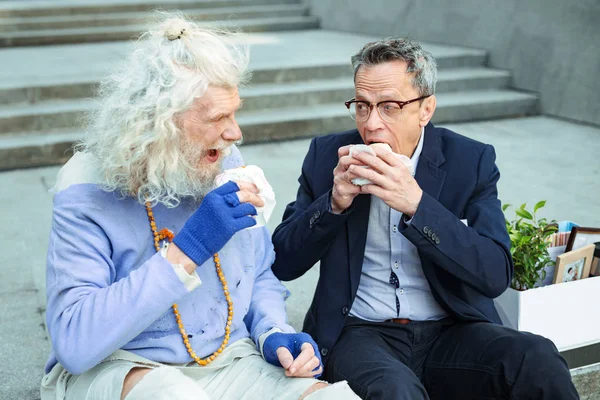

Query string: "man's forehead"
[[355, 86, 403, 101], [354, 61, 415, 98], [355, 61, 412, 83], [193, 86, 241, 112]]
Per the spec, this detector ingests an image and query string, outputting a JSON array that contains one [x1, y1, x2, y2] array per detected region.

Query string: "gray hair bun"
[[161, 18, 191, 41]]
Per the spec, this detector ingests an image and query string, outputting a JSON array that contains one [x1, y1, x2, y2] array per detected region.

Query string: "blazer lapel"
[[415, 123, 447, 201]]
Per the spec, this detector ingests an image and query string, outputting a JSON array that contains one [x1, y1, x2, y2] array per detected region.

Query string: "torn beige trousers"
[[41, 338, 358, 400]]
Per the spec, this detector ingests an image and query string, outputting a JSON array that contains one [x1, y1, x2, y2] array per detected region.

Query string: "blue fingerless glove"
[[263, 332, 323, 377], [173, 181, 257, 266]]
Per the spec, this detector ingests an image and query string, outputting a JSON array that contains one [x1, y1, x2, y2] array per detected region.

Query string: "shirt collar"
[[409, 127, 425, 176]]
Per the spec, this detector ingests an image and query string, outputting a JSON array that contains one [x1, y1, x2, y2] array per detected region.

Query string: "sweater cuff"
[[258, 327, 284, 359], [161, 242, 201, 292]]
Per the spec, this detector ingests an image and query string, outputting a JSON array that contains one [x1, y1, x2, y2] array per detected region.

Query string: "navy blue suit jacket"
[[271, 123, 513, 364]]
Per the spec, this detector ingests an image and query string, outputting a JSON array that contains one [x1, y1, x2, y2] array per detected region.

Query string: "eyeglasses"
[[344, 95, 431, 123]]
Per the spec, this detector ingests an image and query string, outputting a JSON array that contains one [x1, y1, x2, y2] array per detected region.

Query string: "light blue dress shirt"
[[349, 129, 448, 322]]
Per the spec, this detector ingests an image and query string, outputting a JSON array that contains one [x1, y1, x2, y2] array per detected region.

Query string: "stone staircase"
[[0, 0, 539, 170], [0, 0, 318, 46]]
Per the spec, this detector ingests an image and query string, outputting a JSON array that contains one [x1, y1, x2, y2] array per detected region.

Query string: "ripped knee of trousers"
[[124, 366, 210, 400]]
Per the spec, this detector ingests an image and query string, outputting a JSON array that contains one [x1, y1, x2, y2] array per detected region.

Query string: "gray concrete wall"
[[303, 0, 600, 126]]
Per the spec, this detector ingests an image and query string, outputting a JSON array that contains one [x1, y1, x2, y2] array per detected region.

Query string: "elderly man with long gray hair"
[[39, 14, 359, 400], [272, 38, 579, 399]]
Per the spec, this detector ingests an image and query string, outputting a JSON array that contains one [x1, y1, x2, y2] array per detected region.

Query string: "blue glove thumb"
[[262, 332, 323, 377]]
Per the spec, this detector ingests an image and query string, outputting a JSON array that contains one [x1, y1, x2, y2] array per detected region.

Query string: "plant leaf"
[[506, 199, 556, 291], [515, 209, 533, 220], [534, 200, 546, 213], [519, 235, 531, 245], [502, 204, 511, 212]]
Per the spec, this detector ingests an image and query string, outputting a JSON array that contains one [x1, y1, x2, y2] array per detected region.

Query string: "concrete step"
[[0, 99, 93, 135], [245, 69, 512, 111], [0, 90, 539, 170], [0, 63, 502, 106], [0, 64, 353, 106], [0, 70, 516, 134], [0, 130, 81, 170], [0, 15, 320, 47], [571, 362, 600, 399], [0, 0, 302, 18], [438, 68, 511, 92], [0, 31, 488, 90], [0, 4, 309, 32], [432, 90, 539, 123], [238, 90, 539, 142]]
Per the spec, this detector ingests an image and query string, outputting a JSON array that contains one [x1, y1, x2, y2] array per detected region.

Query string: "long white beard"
[[179, 143, 224, 200]]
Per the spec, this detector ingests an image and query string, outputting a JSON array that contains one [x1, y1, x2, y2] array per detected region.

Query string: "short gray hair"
[[351, 38, 437, 96]]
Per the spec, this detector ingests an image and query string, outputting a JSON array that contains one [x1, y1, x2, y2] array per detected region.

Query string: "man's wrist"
[[330, 200, 345, 215], [329, 191, 350, 215], [161, 242, 201, 292], [405, 189, 423, 217], [258, 327, 284, 359], [167, 243, 197, 274]]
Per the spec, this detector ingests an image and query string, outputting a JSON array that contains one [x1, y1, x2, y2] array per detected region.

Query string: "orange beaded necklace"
[[145, 201, 233, 366]]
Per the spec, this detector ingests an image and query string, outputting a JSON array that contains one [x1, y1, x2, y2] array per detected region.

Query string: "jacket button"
[[423, 226, 430, 234], [435, 238, 440, 245], [321, 348, 328, 356], [431, 233, 437, 241], [314, 211, 321, 219], [342, 306, 349, 315]]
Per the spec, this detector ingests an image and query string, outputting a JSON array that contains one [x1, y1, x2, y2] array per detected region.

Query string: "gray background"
[[302, 0, 600, 126]]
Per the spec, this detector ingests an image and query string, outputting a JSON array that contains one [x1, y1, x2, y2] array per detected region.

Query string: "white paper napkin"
[[214, 165, 276, 228]]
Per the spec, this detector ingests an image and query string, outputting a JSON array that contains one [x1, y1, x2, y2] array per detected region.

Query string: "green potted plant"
[[495, 201, 600, 352], [502, 201, 557, 290]]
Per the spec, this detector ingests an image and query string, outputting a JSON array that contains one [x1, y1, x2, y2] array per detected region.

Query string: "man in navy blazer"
[[271, 38, 578, 399]]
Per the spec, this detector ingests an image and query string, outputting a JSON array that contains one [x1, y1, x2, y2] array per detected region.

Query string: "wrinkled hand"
[[172, 181, 264, 267], [331, 145, 365, 214], [349, 147, 423, 216], [263, 332, 323, 378]]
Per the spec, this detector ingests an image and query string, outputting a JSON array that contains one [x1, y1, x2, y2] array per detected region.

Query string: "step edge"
[[0, 15, 319, 37]]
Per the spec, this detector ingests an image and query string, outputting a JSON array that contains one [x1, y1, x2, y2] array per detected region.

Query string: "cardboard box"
[[494, 275, 600, 351]]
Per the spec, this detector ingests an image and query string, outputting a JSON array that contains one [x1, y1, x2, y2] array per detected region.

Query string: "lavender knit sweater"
[[45, 150, 294, 375]]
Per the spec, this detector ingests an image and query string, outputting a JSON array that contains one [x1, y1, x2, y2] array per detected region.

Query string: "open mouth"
[[206, 149, 219, 163]]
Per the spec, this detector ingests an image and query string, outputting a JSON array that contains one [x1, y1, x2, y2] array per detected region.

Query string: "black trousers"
[[324, 317, 579, 400]]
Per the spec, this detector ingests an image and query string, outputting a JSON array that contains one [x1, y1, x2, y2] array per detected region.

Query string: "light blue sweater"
[[45, 168, 294, 375]]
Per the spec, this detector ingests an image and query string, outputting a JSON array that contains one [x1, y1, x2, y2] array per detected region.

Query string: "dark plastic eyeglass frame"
[[344, 95, 431, 121]]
